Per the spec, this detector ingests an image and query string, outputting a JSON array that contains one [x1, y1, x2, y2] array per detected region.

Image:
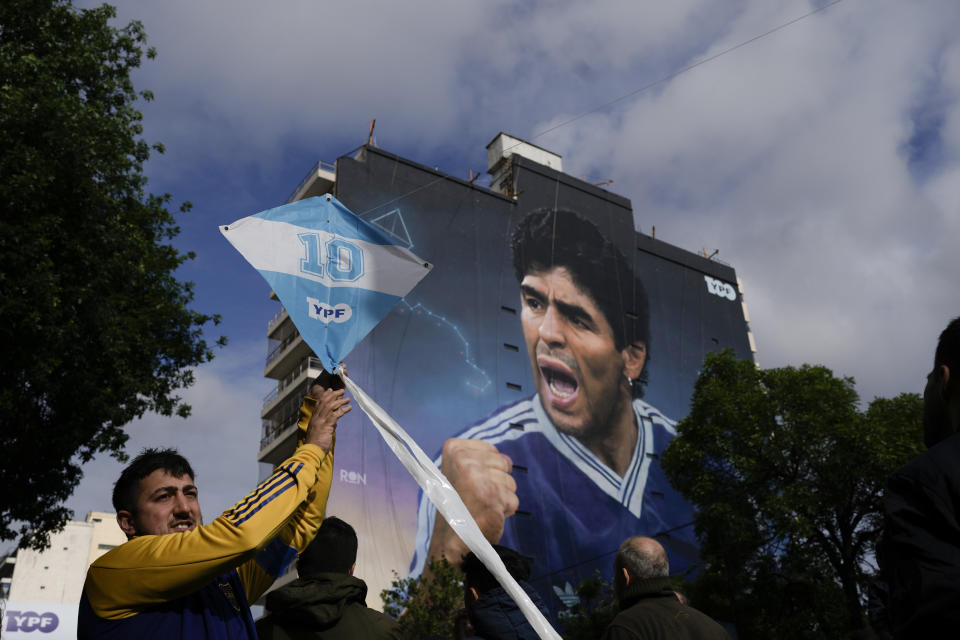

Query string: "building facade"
[[256, 135, 756, 615], [1, 512, 126, 638]]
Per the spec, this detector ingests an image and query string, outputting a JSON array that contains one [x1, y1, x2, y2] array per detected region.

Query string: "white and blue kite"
[[220, 195, 431, 372], [221, 194, 561, 640]]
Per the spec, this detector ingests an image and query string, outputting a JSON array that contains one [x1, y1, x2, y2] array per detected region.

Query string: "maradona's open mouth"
[[538, 357, 580, 408]]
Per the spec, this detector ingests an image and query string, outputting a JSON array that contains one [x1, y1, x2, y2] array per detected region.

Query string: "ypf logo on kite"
[[307, 298, 353, 324], [704, 275, 737, 301], [5, 610, 59, 633]]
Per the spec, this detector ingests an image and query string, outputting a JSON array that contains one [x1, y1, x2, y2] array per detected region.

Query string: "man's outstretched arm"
[[84, 386, 348, 620], [238, 385, 350, 602]]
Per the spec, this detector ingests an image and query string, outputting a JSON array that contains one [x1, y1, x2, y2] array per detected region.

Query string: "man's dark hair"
[[511, 208, 650, 391], [461, 545, 533, 596], [935, 317, 960, 374], [112, 448, 195, 514], [614, 537, 669, 581], [297, 516, 357, 577], [311, 367, 345, 391]]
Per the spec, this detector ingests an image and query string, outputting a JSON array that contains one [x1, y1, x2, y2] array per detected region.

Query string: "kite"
[[220, 195, 431, 371], [221, 195, 561, 640]]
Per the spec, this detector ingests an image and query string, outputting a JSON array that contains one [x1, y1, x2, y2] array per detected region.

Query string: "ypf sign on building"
[[2, 602, 77, 638]]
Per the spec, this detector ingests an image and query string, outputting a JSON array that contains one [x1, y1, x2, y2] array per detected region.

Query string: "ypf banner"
[[2, 602, 75, 638], [220, 195, 432, 371]]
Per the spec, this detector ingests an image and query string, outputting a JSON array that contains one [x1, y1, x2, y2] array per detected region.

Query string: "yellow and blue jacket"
[[78, 395, 333, 639]]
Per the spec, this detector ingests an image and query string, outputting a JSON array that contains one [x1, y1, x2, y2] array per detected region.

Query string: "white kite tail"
[[342, 376, 562, 640]]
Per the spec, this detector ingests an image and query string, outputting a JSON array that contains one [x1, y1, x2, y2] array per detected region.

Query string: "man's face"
[[520, 267, 645, 439], [117, 470, 203, 537]]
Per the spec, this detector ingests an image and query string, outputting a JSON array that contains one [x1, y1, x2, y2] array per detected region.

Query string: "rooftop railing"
[[286, 159, 336, 203]]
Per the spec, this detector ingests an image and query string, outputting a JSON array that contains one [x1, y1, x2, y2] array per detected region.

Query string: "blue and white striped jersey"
[[411, 395, 696, 615]]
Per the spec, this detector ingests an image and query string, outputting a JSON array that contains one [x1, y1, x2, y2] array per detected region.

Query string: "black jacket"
[[256, 573, 400, 640], [468, 582, 552, 640], [602, 577, 729, 640], [882, 432, 960, 638]]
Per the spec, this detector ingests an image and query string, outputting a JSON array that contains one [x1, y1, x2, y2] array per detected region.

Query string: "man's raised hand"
[[305, 386, 351, 454]]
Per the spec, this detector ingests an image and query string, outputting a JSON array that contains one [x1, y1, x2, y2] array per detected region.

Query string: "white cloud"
[[80, 0, 960, 401], [66, 340, 268, 522], [525, 0, 960, 400]]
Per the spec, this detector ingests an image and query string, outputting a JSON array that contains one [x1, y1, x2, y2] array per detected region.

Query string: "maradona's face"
[[118, 470, 203, 537], [520, 267, 644, 439]]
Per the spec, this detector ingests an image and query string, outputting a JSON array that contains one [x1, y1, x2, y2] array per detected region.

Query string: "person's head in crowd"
[[613, 536, 669, 599], [297, 516, 358, 579], [461, 545, 533, 607], [924, 317, 960, 447], [113, 448, 200, 539], [511, 208, 651, 442]]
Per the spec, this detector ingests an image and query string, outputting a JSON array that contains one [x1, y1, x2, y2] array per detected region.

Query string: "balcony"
[[259, 404, 303, 466], [266, 330, 299, 367], [286, 159, 336, 204], [262, 386, 279, 407], [267, 306, 288, 335], [264, 329, 314, 380], [260, 414, 298, 452], [262, 356, 325, 415]]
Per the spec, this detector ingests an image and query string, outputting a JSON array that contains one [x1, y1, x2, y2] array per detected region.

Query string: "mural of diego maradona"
[[411, 207, 694, 609]]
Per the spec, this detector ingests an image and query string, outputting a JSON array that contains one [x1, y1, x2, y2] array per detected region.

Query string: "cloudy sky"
[[66, 0, 960, 522]]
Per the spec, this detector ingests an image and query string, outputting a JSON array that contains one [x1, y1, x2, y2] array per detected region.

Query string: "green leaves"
[[0, 0, 222, 549], [381, 558, 464, 639], [558, 571, 619, 640], [662, 350, 924, 638]]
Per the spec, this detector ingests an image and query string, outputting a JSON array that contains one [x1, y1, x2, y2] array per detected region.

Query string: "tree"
[[0, 0, 221, 549], [661, 350, 924, 639], [558, 571, 619, 640], [381, 558, 464, 639]]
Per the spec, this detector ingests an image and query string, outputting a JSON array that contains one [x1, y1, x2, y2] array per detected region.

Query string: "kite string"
[[342, 375, 562, 640]]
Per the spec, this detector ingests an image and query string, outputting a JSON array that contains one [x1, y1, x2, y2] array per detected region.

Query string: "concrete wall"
[[8, 512, 126, 604]]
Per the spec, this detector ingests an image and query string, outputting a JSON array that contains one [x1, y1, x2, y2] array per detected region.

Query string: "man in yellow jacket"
[[78, 376, 350, 639]]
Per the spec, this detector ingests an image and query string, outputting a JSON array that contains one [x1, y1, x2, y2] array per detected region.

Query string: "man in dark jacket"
[[602, 537, 728, 640], [881, 317, 960, 638], [461, 545, 552, 640], [256, 517, 399, 640]]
